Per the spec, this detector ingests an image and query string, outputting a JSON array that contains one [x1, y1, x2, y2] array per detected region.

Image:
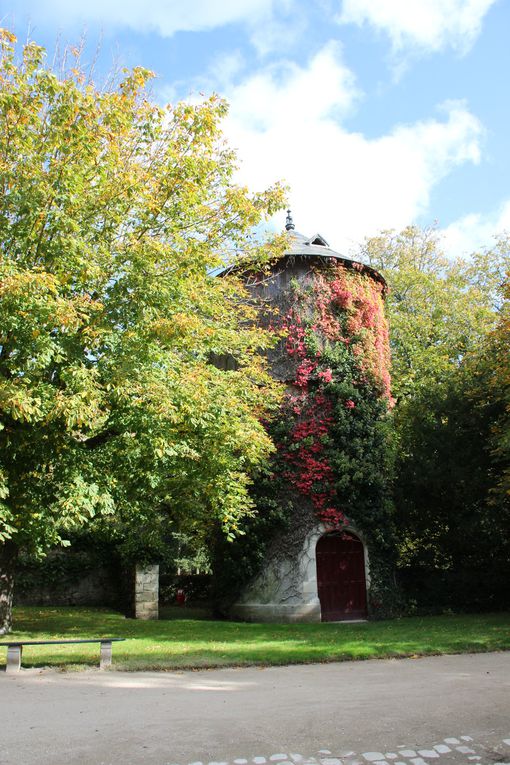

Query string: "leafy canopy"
[[484, 267, 510, 499], [360, 226, 510, 607], [0, 30, 286, 556], [360, 226, 498, 402]]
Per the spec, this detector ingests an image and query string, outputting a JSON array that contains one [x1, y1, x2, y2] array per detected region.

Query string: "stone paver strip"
[[170, 734, 510, 765]]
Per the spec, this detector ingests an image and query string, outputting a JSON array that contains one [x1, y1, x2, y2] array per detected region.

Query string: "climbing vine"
[[276, 261, 393, 531]]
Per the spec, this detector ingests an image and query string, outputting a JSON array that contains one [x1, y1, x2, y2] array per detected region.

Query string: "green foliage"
[[394, 368, 509, 609], [16, 550, 98, 592], [360, 226, 510, 610], [0, 30, 286, 576], [325, 376, 399, 617], [213, 470, 295, 612], [485, 268, 510, 499], [361, 226, 496, 401], [170, 532, 212, 575]]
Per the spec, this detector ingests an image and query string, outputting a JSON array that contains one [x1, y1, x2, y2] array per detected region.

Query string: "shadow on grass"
[[4, 607, 510, 671]]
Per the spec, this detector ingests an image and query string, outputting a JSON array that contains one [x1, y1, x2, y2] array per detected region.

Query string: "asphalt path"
[[1, 652, 509, 765]]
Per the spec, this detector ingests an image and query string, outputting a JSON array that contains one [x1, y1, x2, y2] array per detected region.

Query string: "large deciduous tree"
[[359, 227, 510, 610], [360, 226, 496, 401], [484, 269, 510, 503], [0, 30, 286, 632]]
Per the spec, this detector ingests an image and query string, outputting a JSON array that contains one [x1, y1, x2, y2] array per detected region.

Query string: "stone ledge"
[[230, 602, 321, 623]]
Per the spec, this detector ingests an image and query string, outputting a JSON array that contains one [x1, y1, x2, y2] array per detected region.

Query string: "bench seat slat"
[[0, 638, 124, 646]]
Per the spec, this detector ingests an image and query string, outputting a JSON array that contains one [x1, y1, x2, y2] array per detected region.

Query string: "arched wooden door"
[[316, 532, 367, 621]]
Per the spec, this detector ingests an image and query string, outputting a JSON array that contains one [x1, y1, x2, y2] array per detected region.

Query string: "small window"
[[307, 233, 329, 247]]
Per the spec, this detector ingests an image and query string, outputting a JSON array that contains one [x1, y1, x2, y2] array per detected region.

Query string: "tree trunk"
[[0, 540, 18, 635]]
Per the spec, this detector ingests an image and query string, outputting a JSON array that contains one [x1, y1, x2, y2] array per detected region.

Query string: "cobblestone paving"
[[166, 736, 510, 765]]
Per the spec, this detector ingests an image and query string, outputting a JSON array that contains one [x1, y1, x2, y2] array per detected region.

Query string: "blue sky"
[[1, 0, 509, 257]]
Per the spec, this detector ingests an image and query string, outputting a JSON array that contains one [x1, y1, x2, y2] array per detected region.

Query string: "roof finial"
[[285, 209, 295, 231]]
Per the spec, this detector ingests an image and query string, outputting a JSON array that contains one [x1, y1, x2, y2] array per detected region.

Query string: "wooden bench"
[[0, 638, 125, 672]]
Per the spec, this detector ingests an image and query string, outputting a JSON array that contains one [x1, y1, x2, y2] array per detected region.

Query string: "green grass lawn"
[[2, 606, 509, 671]]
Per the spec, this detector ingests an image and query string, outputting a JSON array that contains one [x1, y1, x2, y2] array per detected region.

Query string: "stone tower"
[[222, 213, 394, 622]]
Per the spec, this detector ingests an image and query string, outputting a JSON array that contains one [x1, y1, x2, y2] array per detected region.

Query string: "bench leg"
[[6, 645, 22, 673], [99, 641, 112, 670]]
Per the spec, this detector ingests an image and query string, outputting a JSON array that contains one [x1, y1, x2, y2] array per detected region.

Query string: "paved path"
[[1, 652, 509, 765]]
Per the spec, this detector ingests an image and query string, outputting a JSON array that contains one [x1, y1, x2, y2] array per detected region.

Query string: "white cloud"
[[14, 0, 277, 36], [339, 0, 497, 54], [226, 42, 360, 130], [221, 43, 484, 254], [209, 51, 246, 87], [249, 2, 306, 57], [441, 200, 510, 258]]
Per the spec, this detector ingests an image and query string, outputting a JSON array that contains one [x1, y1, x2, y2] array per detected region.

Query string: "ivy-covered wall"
[[215, 254, 401, 620]]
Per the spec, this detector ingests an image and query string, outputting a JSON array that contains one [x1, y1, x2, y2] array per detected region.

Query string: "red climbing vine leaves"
[[276, 262, 392, 529]]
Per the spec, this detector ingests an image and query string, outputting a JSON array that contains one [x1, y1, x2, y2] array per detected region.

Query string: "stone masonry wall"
[[133, 564, 159, 620]]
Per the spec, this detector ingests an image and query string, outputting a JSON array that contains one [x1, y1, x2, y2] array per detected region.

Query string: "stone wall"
[[14, 551, 123, 608], [15, 553, 161, 618]]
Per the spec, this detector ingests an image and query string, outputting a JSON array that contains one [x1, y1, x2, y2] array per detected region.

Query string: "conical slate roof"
[[281, 226, 386, 289], [285, 228, 343, 260], [212, 214, 386, 289]]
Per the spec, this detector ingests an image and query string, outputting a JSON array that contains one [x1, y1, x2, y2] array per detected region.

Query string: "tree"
[[360, 226, 496, 401], [0, 30, 286, 632], [392, 365, 508, 610], [484, 268, 510, 500], [359, 226, 510, 610]]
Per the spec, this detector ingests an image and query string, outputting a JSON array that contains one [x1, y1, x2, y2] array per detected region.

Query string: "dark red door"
[[316, 532, 367, 621]]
